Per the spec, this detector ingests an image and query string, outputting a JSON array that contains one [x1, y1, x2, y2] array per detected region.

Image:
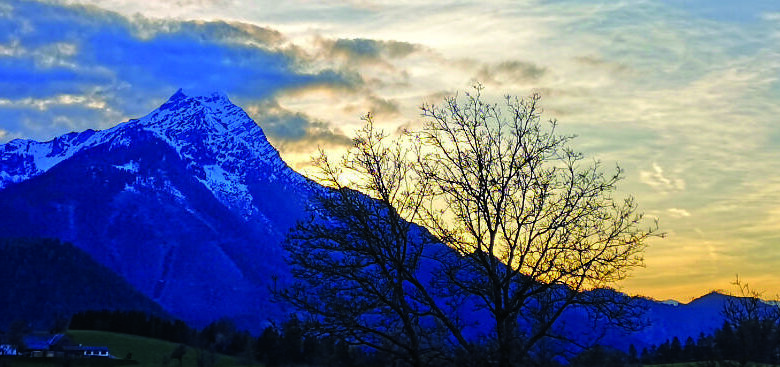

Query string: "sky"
[[1, 0, 778, 302]]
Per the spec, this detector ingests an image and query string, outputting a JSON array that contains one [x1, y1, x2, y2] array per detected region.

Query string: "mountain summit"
[[0, 90, 314, 328]]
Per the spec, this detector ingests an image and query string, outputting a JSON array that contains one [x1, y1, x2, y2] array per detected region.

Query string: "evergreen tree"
[[640, 347, 651, 365], [696, 332, 714, 362], [280, 315, 304, 364], [255, 326, 280, 366], [715, 321, 736, 361], [170, 344, 186, 367], [670, 336, 682, 362], [627, 344, 638, 365], [683, 336, 696, 362], [656, 340, 671, 363]]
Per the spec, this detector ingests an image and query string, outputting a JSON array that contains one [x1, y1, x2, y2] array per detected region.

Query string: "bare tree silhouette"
[[278, 85, 657, 366]]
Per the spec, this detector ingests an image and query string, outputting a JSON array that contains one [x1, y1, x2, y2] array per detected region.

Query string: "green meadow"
[[0, 330, 262, 367]]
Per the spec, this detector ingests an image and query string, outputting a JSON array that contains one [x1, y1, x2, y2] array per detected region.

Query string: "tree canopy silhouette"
[[277, 85, 657, 367]]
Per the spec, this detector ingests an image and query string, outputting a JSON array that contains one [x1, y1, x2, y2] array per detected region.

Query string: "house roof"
[[22, 333, 64, 350]]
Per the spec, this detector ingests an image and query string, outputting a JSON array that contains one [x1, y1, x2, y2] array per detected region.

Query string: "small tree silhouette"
[[170, 344, 186, 367]]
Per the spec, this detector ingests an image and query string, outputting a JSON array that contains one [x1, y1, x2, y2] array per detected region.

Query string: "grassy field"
[[0, 330, 263, 367]]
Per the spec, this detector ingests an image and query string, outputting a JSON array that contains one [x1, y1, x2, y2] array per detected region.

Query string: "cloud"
[[0, 102, 111, 137], [667, 208, 691, 218], [296, 37, 429, 89], [572, 56, 630, 75], [247, 99, 352, 152], [326, 38, 419, 61], [130, 18, 287, 49], [338, 94, 400, 117], [0, 2, 11, 18], [0, 94, 106, 111], [365, 95, 399, 115], [664, 0, 779, 24], [475, 60, 546, 85], [639, 163, 685, 193], [0, 0, 358, 142]]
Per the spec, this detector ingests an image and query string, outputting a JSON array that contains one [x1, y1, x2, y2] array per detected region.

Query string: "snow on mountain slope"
[[0, 129, 100, 188], [0, 89, 311, 219]]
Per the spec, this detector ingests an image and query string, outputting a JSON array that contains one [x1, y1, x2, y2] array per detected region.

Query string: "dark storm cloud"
[[0, 0, 357, 141]]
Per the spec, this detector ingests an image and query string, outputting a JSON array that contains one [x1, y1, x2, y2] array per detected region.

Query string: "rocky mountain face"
[[0, 90, 742, 349], [0, 90, 316, 329]]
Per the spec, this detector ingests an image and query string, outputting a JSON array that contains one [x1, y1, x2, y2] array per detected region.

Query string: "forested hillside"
[[0, 237, 168, 329]]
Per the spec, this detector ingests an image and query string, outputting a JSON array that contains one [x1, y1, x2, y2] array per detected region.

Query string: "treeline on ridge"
[[69, 309, 780, 367], [68, 310, 376, 366], [636, 319, 780, 366]]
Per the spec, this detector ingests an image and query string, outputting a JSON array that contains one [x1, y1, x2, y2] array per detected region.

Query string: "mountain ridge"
[[0, 89, 750, 349]]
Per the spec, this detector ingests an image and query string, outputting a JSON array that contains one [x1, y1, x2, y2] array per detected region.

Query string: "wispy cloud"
[[667, 208, 691, 218], [640, 163, 685, 194], [475, 61, 546, 86]]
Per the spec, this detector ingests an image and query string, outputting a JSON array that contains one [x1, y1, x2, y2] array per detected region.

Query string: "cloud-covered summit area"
[[0, 0, 359, 147]]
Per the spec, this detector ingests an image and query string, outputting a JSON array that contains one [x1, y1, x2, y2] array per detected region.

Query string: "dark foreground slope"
[[0, 238, 168, 330]]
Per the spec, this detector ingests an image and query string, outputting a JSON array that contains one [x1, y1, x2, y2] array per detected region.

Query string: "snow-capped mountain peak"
[[0, 89, 316, 329], [140, 88, 266, 141], [0, 89, 307, 216], [127, 89, 309, 219], [170, 88, 231, 112]]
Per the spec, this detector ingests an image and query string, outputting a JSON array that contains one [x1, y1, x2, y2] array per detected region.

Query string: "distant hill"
[[605, 292, 732, 350], [0, 238, 168, 330]]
